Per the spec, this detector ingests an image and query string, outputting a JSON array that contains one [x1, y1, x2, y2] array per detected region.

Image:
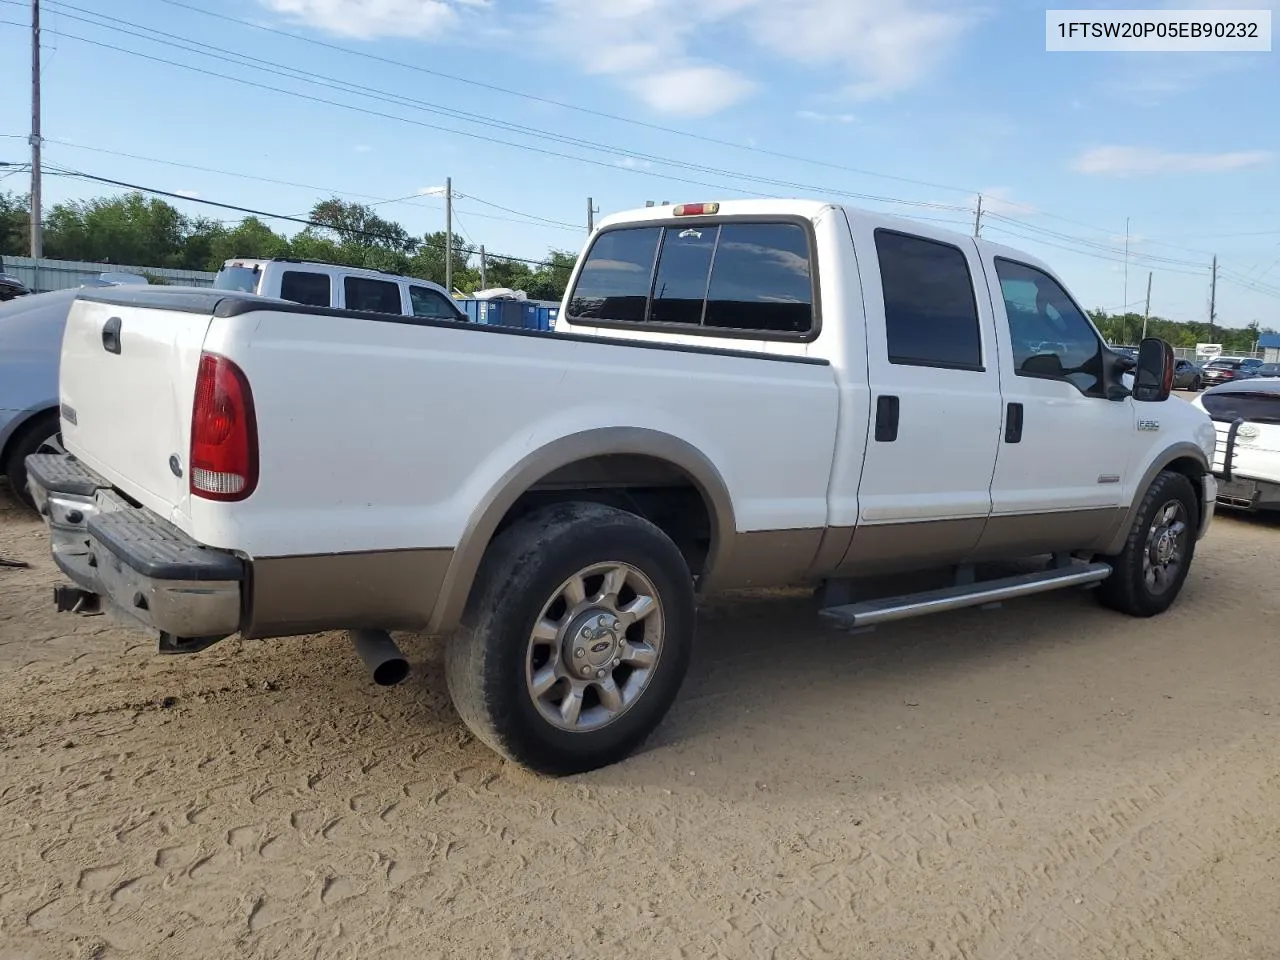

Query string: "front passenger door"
[[984, 257, 1134, 536]]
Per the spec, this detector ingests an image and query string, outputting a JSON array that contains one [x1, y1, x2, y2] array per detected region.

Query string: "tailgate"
[[58, 293, 215, 522]]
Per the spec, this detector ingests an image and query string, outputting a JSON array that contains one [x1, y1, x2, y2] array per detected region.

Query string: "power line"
[[148, 0, 980, 198], [0, 4, 971, 215], [41, 163, 570, 269]]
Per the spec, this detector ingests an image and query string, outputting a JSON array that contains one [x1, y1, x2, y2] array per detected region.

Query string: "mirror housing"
[[1132, 337, 1175, 402]]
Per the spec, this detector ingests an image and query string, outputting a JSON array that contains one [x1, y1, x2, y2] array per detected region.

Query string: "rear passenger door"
[[841, 223, 1003, 568]]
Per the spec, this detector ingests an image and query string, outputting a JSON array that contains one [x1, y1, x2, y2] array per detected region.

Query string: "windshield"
[[213, 265, 261, 293]]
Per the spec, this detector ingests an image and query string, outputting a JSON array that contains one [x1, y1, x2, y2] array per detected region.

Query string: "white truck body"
[[27, 199, 1220, 773]]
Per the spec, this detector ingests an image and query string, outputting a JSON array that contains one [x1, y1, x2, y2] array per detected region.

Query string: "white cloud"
[[797, 110, 857, 124], [258, 0, 489, 39], [1072, 146, 1273, 176], [538, 0, 974, 116], [615, 156, 654, 170], [174, 189, 201, 199], [417, 185, 447, 196], [354, 144, 373, 153]]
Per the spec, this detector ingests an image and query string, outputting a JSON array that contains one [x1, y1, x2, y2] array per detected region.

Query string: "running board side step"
[[818, 561, 1113, 629]]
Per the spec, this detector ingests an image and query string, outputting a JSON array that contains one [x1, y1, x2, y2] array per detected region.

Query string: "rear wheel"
[[2, 411, 63, 511], [446, 501, 695, 775], [1096, 470, 1198, 617]]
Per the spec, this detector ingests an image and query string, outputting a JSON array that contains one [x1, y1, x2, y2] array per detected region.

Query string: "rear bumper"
[[25, 452, 244, 646]]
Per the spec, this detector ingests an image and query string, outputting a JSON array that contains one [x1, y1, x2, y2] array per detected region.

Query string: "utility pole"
[[29, 0, 42, 259], [1141, 271, 1152, 340], [587, 197, 598, 233], [1208, 254, 1218, 341], [1122, 217, 1130, 320], [973, 194, 983, 237], [444, 176, 452, 294], [479, 244, 486, 290]]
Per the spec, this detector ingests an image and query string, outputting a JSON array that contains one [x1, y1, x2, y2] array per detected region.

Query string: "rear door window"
[[344, 276, 403, 315], [280, 270, 331, 307], [875, 230, 982, 370]]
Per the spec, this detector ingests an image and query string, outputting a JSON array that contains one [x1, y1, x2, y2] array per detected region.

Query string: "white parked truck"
[[26, 199, 1219, 775]]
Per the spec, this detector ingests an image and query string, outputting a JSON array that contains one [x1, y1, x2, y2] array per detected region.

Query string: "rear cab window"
[[567, 219, 815, 338], [280, 270, 332, 307], [213, 264, 261, 293], [1200, 391, 1280, 424]]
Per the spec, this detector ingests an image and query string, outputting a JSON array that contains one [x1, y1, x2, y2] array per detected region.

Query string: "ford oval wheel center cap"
[[564, 611, 623, 677]]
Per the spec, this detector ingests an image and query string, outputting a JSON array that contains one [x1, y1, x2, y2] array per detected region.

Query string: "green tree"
[[44, 192, 189, 267], [308, 197, 417, 252], [201, 216, 290, 268], [0, 191, 29, 256]]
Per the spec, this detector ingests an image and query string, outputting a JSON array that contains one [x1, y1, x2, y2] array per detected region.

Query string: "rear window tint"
[[1201, 391, 1280, 424], [650, 225, 717, 325], [568, 227, 661, 323], [280, 270, 331, 307], [567, 220, 814, 335], [704, 223, 813, 334]]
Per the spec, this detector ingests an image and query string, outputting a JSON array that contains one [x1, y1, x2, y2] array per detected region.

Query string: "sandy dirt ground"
[[2, 482, 1280, 960]]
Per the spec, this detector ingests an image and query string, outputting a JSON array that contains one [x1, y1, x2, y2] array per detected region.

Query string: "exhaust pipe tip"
[[349, 629, 410, 687]]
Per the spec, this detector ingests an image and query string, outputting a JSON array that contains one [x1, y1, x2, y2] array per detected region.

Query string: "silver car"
[[0, 288, 79, 509]]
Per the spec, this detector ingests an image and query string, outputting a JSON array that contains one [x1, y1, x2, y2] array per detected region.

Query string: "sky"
[[0, 0, 1277, 330]]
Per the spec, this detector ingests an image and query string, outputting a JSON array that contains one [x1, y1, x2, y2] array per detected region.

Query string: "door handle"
[[874, 394, 899, 442], [1005, 402, 1024, 443], [101, 316, 122, 355]]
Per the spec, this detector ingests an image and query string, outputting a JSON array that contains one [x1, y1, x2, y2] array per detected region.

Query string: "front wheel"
[[446, 501, 695, 775], [1096, 470, 1198, 617]]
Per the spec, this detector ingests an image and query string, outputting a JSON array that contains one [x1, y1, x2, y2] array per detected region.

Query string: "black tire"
[[446, 501, 695, 776], [1096, 470, 1198, 617], [1190, 377, 1202, 391], [2, 410, 60, 511]]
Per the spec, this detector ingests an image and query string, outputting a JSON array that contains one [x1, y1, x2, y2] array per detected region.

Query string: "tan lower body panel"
[[967, 508, 1125, 562], [244, 548, 453, 639]]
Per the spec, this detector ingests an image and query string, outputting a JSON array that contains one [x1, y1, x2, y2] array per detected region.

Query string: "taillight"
[[190, 351, 258, 501]]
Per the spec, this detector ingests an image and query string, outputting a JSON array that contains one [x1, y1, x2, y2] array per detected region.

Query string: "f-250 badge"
[[1137, 419, 1160, 432]]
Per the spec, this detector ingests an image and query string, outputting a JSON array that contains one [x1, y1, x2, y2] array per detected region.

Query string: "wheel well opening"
[[1164, 456, 1207, 521], [494, 454, 715, 577]]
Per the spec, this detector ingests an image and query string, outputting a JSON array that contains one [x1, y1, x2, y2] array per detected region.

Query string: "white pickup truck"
[[26, 199, 1219, 775]]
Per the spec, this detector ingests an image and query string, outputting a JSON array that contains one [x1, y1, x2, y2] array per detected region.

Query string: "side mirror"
[[1132, 337, 1175, 402]]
